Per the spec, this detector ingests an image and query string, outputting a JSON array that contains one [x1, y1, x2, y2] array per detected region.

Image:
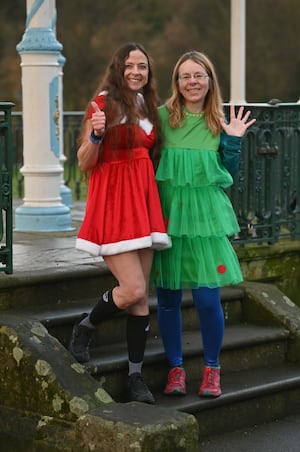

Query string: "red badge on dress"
[[217, 264, 227, 274]]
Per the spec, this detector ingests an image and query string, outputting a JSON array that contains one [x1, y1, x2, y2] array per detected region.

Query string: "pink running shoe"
[[164, 366, 186, 395], [198, 366, 222, 397]]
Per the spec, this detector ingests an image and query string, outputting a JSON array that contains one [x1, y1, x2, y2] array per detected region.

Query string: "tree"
[[1, 0, 300, 110]]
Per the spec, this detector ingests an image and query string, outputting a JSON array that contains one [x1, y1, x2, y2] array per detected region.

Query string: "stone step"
[[83, 324, 290, 401], [3, 277, 298, 445], [0, 265, 115, 310], [155, 362, 300, 438], [16, 286, 245, 347]]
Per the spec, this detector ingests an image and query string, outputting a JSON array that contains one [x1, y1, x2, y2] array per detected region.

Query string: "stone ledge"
[[242, 281, 300, 361], [75, 402, 199, 452], [0, 313, 199, 451]]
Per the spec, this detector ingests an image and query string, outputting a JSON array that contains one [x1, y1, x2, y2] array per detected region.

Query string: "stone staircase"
[[15, 281, 300, 440]]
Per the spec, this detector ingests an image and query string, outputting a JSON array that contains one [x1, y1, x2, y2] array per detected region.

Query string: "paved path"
[[9, 201, 103, 275], [199, 414, 300, 452]]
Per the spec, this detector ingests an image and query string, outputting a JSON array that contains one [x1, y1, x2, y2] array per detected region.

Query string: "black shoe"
[[127, 373, 155, 404], [69, 313, 94, 363]]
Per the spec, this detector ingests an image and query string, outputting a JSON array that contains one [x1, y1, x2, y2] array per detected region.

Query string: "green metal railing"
[[10, 103, 300, 246], [225, 103, 300, 244], [0, 102, 14, 274]]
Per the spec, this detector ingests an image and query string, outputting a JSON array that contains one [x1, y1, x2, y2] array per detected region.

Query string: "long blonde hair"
[[166, 51, 224, 135]]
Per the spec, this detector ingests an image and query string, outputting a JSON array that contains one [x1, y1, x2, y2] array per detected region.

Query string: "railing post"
[[0, 102, 14, 274]]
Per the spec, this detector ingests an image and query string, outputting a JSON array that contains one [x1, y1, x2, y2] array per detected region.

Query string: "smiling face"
[[177, 59, 210, 112], [124, 49, 149, 92]]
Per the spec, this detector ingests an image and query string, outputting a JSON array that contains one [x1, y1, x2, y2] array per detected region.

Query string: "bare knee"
[[132, 285, 147, 303], [116, 283, 147, 309], [127, 283, 147, 305]]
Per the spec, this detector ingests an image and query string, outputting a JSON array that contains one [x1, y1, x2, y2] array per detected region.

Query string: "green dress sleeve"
[[219, 133, 242, 178]]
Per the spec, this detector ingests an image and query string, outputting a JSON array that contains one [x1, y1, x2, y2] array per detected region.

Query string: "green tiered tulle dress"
[[152, 105, 243, 290]]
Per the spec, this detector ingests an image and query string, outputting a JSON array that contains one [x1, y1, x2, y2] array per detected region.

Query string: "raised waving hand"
[[220, 105, 256, 137]]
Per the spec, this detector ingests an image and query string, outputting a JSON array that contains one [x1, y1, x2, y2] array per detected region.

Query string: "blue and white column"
[[50, 1, 73, 207], [57, 53, 73, 208], [15, 0, 73, 231]]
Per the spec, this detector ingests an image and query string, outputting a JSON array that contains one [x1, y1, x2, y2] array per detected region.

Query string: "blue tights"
[[156, 287, 224, 368]]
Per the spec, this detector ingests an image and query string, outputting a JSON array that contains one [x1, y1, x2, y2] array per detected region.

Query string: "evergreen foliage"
[[1, 0, 300, 110]]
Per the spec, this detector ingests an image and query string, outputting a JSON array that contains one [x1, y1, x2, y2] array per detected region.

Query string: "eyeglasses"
[[178, 73, 209, 82]]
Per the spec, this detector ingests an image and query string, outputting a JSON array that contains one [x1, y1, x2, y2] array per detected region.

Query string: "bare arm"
[[77, 101, 106, 173], [77, 120, 101, 173]]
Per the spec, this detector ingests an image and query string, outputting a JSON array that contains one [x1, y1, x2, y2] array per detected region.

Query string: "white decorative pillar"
[[15, 0, 73, 231], [230, 0, 246, 104], [58, 53, 73, 207], [50, 1, 72, 207]]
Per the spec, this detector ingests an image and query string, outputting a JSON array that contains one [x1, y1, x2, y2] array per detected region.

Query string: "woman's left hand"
[[220, 105, 256, 137]]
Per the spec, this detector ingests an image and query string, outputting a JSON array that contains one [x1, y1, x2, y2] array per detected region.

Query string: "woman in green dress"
[[152, 51, 256, 397]]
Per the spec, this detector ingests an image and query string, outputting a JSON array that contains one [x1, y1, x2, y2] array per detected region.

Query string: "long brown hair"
[[80, 42, 162, 170], [166, 51, 224, 135]]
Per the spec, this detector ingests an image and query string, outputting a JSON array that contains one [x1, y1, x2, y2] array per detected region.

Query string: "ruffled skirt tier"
[[152, 147, 243, 289]]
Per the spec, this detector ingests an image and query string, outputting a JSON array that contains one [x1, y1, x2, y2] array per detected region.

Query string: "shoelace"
[[173, 371, 181, 381], [169, 369, 183, 383], [207, 369, 219, 385]]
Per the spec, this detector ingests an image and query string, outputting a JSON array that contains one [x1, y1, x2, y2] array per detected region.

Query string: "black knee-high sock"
[[88, 289, 122, 326], [126, 314, 150, 374]]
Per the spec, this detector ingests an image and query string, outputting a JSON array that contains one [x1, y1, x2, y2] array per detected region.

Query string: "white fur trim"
[[76, 234, 170, 257], [100, 92, 153, 134], [150, 232, 172, 249], [139, 118, 153, 135]]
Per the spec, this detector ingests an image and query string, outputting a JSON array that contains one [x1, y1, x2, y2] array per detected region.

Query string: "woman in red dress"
[[69, 43, 170, 404]]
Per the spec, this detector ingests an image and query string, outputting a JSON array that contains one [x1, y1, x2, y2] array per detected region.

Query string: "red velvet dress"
[[76, 94, 170, 256]]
